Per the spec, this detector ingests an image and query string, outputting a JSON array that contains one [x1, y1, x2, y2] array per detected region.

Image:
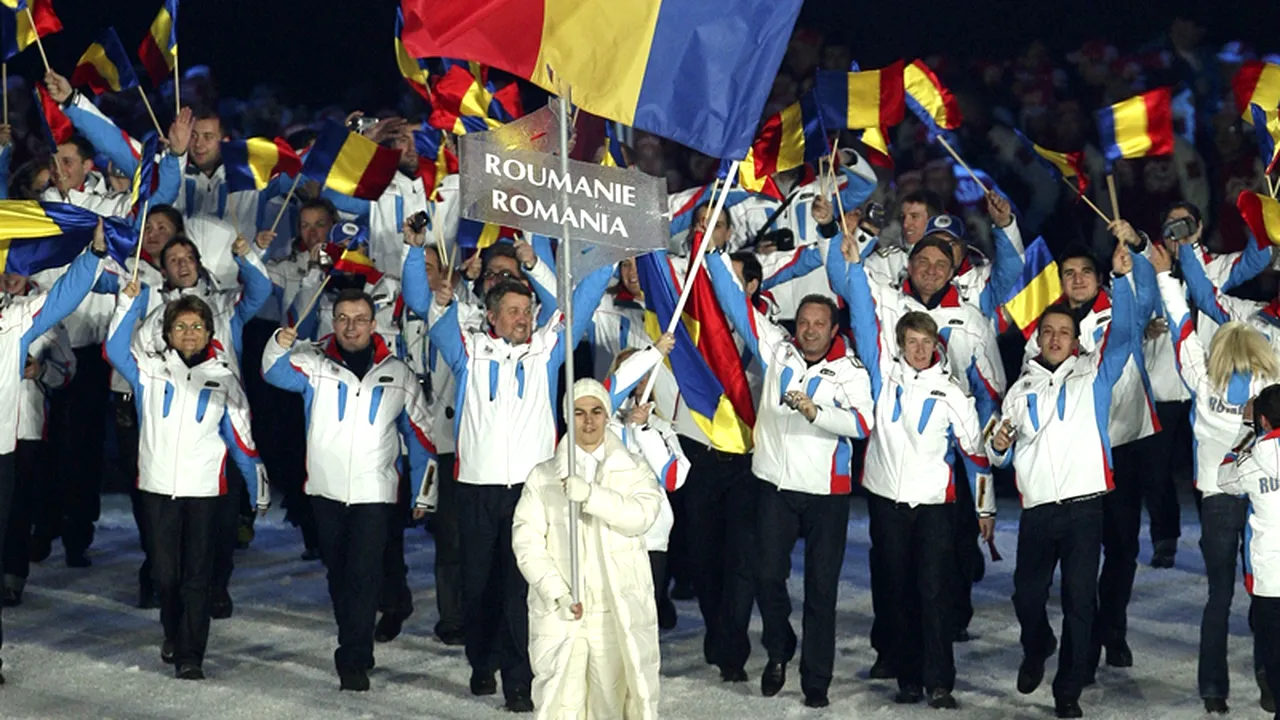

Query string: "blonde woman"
[[1151, 243, 1277, 714]]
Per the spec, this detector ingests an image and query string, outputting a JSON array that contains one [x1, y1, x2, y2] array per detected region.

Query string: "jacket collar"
[[790, 332, 850, 365], [553, 431, 631, 478], [322, 334, 393, 368], [901, 279, 963, 309]]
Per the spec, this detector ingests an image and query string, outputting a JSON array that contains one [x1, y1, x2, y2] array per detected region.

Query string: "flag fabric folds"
[[1, 0, 61, 62], [1096, 88, 1174, 167], [325, 222, 383, 282], [128, 132, 160, 213], [1003, 236, 1062, 339], [301, 121, 400, 200], [600, 121, 628, 168], [138, 0, 178, 86], [1250, 103, 1280, 174], [858, 126, 893, 168], [35, 82, 73, 146], [394, 7, 432, 101], [904, 59, 962, 132], [1014, 129, 1089, 195], [0, 200, 137, 275], [1234, 60, 1280, 123], [71, 28, 140, 95], [456, 219, 515, 251], [736, 90, 828, 198], [815, 60, 905, 130], [222, 137, 303, 193], [1238, 191, 1280, 247], [399, 0, 803, 160], [413, 124, 457, 200], [427, 59, 523, 135]]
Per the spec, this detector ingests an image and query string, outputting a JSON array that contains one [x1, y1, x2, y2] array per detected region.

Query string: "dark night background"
[[15, 0, 1280, 114]]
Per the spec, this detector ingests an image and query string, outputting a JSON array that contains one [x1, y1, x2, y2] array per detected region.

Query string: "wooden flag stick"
[[137, 87, 164, 137], [936, 134, 989, 194], [269, 171, 303, 234], [829, 139, 851, 238], [3, 63, 8, 126], [173, 48, 180, 118], [1267, 173, 1276, 200], [24, 8, 50, 72], [1106, 174, 1120, 222], [131, 201, 152, 284], [292, 275, 331, 328], [1060, 176, 1111, 223]]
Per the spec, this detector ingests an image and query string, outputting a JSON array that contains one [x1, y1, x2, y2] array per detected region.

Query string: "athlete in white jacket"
[[988, 240, 1139, 720], [706, 248, 873, 708]]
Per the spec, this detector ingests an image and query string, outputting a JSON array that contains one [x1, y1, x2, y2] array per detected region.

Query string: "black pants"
[[1013, 497, 1104, 704], [1198, 494, 1259, 698], [0, 452, 16, 654], [212, 464, 245, 597], [867, 495, 891, 657], [1255, 597, 1280, 720], [140, 491, 220, 667], [649, 551, 669, 609], [868, 495, 955, 692], [680, 438, 758, 673], [1145, 402, 1189, 548], [4, 441, 46, 583], [44, 347, 110, 554], [312, 497, 392, 673], [427, 454, 463, 636], [457, 482, 532, 697], [757, 483, 850, 695], [950, 459, 981, 632], [380, 470, 413, 620], [114, 394, 155, 591], [666, 478, 693, 591], [1095, 440, 1145, 654]]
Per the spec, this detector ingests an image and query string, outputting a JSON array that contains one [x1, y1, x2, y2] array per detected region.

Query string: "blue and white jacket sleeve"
[[1095, 263, 1137, 389], [220, 380, 264, 507], [22, 249, 103, 356], [844, 253, 886, 400], [104, 287, 149, 390], [603, 346, 663, 411], [979, 222, 1027, 320], [426, 300, 468, 376], [64, 93, 141, 174], [398, 375, 439, 511], [705, 250, 781, 367], [401, 245, 434, 316], [261, 331, 314, 394]]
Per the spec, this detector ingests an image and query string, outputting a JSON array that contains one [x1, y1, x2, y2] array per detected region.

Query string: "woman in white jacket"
[[106, 282, 265, 681], [512, 378, 664, 719]]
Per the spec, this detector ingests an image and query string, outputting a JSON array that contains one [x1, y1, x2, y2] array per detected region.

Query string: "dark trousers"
[[1013, 497, 1104, 704], [1255, 597, 1280, 720], [1198, 494, 1258, 699], [868, 496, 891, 657], [140, 491, 220, 667], [666, 480, 693, 591], [4, 441, 46, 583], [44, 347, 110, 554], [0, 452, 16, 654], [680, 438, 758, 673], [115, 394, 155, 590], [649, 551, 669, 608], [380, 470, 413, 619], [457, 482, 532, 696], [950, 460, 981, 632], [757, 483, 850, 695], [1145, 402, 1189, 548], [312, 497, 392, 672], [427, 454, 463, 635], [1096, 440, 1145, 651], [867, 495, 955, 692], [212, 464, 245, 596]]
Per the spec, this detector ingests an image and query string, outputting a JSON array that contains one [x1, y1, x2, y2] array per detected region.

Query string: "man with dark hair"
[[263, 288, 436, 692], [708, 245, 874, 709], [989, 240, 1142, 720]]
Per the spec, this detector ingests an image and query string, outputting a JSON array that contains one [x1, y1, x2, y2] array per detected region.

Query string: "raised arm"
[[401, 245, 433, 316], [569, 263, 616, 345], [1178, 243, 1250, 326], [630, 418, 690, 492], [261, 327, 313, 394], [980, 221, 1028, 320], [704, 250, 784, 366], [232, 244, 273, 326], [1156, 268, 1208, 392], [22, 247, 104, 354], [1096, 251, 1137, 386], [426, 300, 469, 376], [104, 285, 149, 390], [840, 241, 886, 399], [603, 346, 664, 412]]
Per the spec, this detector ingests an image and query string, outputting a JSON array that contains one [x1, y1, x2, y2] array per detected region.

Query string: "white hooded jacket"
[[1219, 428, 1280, 598]]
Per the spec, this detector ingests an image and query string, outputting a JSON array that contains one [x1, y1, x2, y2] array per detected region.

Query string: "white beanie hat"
[[566, 378, 611, 417]]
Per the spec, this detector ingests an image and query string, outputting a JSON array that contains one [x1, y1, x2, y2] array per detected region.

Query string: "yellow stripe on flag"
[[149, 10, 176, 67], [1245, 63, 1280, 122], [1110, 95, 1153, 160], [476, 223, 503, 250], [846, 70, 882, 129], [81, 43, 123, 92], [530, 0, 662, 125], [776, 101, 806, 171], [0, 200, 69, 271], [244, 138, 282, 190], [325, 135, 379, 197], [1260, 195, 1280, 245], [1004, 263, 1061, 331]]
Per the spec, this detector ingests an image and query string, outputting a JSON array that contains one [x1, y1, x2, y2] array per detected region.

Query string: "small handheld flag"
[[815, 60, 905, 130], [34, 82, 72, 146], [0, 200, 138, 275], [71, 28, 139, 95], [127, 132, 160, 213], [413, 123, 457, 200], [1249, 103, 1280, 175], [1, 0, 60, 62], [138, 0, 178, 87], [1096, 88, 1174, 168], [1237, 191, 1280, 247], [427, 59, 523, 135], [735, 90, 828, 198], [325, 221, 382, 282], [1234, 60, 1280, 123], [394, 7, 431, 102], [1014, 129, 1089, 195], [904, 59, 962, 132], [1003, 236, 1062, 339], [301, 121, 401, 200], [221, 137, 303, 193]]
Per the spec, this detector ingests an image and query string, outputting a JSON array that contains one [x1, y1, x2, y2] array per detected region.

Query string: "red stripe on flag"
[[70, 64, 112, 96], [399, 1, 545, 79], [270, 137, 303, 177], [138, 36, 170, 86], [37, 83, 74, 145], [1233, 60, 1265, 115], [351, 146, 402, 200], [1143, 88, 1175, 156], [878, 59, 906, 127]]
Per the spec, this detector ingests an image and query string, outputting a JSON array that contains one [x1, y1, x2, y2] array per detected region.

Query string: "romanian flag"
[[1096, 88, 1174, 168], [1238, 191, 1280, 247], [138, 0, 178, 87], [325, 222, 383, 282], [815, 60, 905, 130], [457, 219, 515, 250], [1014, 129, 1088, 195], [301, 121, 401, 200], [904, 59, 962, 132], [221, 137, 303, 193], [414, 124, 457, 200], [600, 121, 628, 168], [858, 126, 893, 169], [1003, 236, 1061, 339], [1234, 60, 1280, 123], [0, 201, 138, 275], [71, 28, 140, 95], [737, 90, 827, 198], [1, 0, 60, 62], [399, 0, 803, 160], [427, 59, 523, 135], [35, 82, 72, 146], [127, 132, 160, 213], [1250, 103, 1280, 174], [634, 247, 754, 452], [394, 7, 431, 101]]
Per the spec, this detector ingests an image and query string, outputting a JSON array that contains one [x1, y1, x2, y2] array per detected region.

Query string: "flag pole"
[[2, 63, 8, 126], [637, 161, 739, 406], [131, 200, 151, 284], [1106, 174, 1120, 222], [24, 7, 50, 72], [1059, 176, 1111, 223], [829, 138, 851, 238], [173, 48, 180, 118], [555, 89, 581, 607], [1267, 173, 1276, 200], [137, 87, 164, 137], [292, 275, 331, 328], [936, 134, 988, 193], [269, 171, 304, 234]]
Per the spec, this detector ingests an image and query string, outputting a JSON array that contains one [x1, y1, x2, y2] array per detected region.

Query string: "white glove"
[[555, 594, 581, 622], [255, 465, 271, 513], [563, 474, 591, 503]]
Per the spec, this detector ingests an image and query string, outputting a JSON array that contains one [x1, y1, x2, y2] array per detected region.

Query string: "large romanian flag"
[[137, 0, 178, 86], [0, 201, 138, 275], [222, 137, 303, 193], [301, 121, 401, 200], [1096, 88, 1174, 168], [72, 28, 139, 96], [634, 245, 754, 453], [1238, 191, 1280, 247], [815, 60, 905, 131], [0, 0, 60, 62], [1234, 60, 1280, 123], [399, 0, 803, 160]]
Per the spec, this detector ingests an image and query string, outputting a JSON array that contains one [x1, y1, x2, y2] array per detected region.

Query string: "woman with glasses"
[[105, 282, 266, 681]]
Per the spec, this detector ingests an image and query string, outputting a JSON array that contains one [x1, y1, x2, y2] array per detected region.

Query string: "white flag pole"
[[556, 91, 581, 607]]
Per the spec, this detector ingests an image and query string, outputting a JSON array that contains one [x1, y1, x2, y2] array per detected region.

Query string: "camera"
[[407, 210, 429, 234], [1162, 216, 1197, 242], [759, 228, 795, 253], [346, 116, 379, 135], [863, 202, 887, 232]]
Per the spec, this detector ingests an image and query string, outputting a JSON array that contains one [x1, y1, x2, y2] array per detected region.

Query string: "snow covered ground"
[[1, 494, 1271, 719]]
